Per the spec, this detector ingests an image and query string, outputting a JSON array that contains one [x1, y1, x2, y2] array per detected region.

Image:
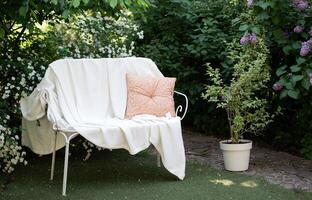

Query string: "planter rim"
[[220, 139, 252, 144], [220, 139, 252, 151]]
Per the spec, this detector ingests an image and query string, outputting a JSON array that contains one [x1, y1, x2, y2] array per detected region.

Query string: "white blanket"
[[20, 58, 185, 180]]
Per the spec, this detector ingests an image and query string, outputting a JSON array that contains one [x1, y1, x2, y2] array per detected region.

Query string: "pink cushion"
[[125, 74, 176, 118]]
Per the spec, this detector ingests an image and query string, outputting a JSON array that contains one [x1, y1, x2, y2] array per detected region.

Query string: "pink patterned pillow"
[[125, 74, 176, 118]]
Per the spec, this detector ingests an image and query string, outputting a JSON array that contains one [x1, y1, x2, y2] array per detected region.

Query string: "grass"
[[1, 149, 311, 200]]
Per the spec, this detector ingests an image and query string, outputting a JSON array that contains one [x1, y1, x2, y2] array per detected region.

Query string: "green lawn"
[[1, 149, 311, 200]]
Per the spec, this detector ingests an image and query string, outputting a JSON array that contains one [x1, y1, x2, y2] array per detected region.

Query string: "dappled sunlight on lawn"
[[209, 179, 258, 188], [240, 180, 258, 188], [209, 179, 235, 186]]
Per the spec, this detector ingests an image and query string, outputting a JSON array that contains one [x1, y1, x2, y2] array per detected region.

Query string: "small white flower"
[[137, 31, 144, 39]]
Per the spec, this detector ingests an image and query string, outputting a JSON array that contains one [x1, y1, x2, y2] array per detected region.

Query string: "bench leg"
[[50, 131, 57, 181], [62, 141, 70, 196], [55, 132, 78, 196], [157, 153, 161, 167]]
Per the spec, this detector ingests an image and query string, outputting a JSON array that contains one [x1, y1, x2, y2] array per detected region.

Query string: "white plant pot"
[[220, 139, 252, 171]]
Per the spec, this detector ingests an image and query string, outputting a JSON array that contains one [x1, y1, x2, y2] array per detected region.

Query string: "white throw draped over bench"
[[20, 58, 188, 196]]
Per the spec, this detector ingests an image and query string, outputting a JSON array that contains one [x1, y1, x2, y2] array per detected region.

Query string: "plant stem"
[[226, 107, 233, 142]]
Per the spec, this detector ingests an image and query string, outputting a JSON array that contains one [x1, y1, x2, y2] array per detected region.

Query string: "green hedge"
[[135, 0, 242, 133], [135, 0, 312, 159]]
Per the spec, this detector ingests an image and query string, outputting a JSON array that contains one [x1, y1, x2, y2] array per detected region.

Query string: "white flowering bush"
[[0, 116, 27, 174], [0, 11, 143, 174], [0, 52, 47, 174], [49, 11, 142, 59]]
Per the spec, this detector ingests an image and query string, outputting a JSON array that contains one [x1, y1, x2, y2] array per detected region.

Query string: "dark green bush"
[[135, 0, 242, 133], [136, 0, 312, 159]]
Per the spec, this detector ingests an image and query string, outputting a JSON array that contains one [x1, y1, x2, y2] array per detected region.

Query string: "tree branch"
[[13, 25, 27, 49]]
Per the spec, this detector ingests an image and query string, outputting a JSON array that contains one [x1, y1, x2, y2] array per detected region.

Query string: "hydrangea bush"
[[239, 0, 312, 99], [0, 12, 143, 174], [237, 0, 312, 158]]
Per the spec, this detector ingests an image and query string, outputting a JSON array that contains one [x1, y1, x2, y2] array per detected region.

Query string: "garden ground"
[[184, 130, 312, 192], [1, 131, 312, 200]]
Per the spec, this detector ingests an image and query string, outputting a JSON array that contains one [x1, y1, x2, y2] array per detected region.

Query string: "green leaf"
[[292, 42, 301, 50], [19, 6, 28, 17], [257, 12, 269, 20], [296, 57, 306, 65], [231, 18, 240, 24], [276, 66, 287, 76], [290, 65, 301, 72], [280, 90, 288, 99], [291, 75, 303, 82], [72, 0, 80, 7], [287, 90, 300, 99], [109, 0, 118, 8], [251, 26, 260, 34], [257, 2, 270, 9], [125, 0, 132, 6], [239, 24, 249, 31], [0, 28, 4, 39], [285, 82, 293, 90], [279, 78, 287, 85], [62, 9, 69, 18], [82, 0, 89, 4], [298, 19, 305, 25], [50, 0, 58, 5], [282, 45, 292, 54], [301, 78, 310, 90]]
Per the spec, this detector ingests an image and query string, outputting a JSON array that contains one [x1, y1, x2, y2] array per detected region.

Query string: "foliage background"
[[0, 0, 146, 174], [134, 0, 312, 159], [134, 0, 242, 133], [1, 0, 312, 176]]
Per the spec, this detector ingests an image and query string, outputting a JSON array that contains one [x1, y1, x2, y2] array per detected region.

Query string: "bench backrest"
[[46, 58, 163, 121]]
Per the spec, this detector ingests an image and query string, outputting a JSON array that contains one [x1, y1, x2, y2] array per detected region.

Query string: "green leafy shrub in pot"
[[202, 37, 275, 143]]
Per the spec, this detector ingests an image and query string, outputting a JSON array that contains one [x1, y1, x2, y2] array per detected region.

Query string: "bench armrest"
[[174, 91, 188, 120]]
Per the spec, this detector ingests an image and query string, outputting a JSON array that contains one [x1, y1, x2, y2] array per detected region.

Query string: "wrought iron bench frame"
[[49, 91, 188, 196]]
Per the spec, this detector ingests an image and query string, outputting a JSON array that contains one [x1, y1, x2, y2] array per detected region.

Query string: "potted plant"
[[202, 36, 276, 171]]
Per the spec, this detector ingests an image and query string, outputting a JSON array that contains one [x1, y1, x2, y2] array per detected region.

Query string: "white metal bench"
[[20, 58, 188, 196], [49, 91, 188, 196]]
